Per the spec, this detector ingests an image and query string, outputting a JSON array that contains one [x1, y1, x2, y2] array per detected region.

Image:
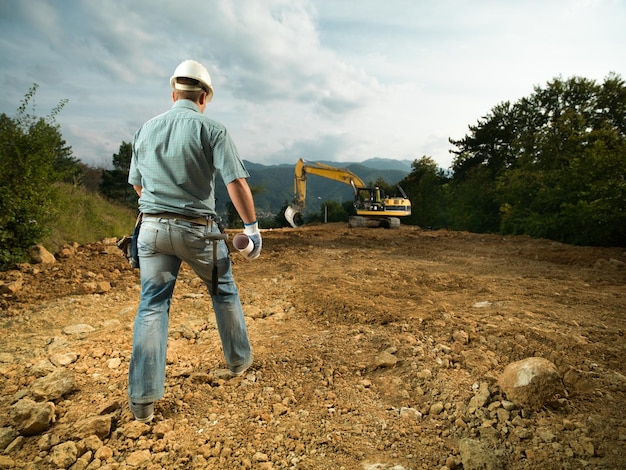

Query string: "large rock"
[[499, 357, 566, 410], [49, 441, 78, 468], [30, 369, 76, 402], [9, 399, 55, 436], [0, 427, 18, 451], [62, 324, 96, 335], [73, 415, 113, 440], [459, 438, 503, 470], [29, 245, 56, 264]]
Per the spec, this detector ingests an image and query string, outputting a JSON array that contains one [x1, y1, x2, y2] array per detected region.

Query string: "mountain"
[[215, 158, 412, 218], [360, 158, 414, 171]]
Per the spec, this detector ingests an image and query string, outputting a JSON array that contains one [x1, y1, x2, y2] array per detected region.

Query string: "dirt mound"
[[1, 224, 625, 469]]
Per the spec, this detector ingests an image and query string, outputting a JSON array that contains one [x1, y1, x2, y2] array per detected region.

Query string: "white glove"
[[243, 220, 262, 260]]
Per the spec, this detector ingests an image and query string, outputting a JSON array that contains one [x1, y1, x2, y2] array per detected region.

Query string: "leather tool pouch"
[[117, 213, 143, 269]]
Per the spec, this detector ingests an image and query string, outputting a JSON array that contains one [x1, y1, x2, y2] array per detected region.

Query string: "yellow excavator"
[[284, 158, 411, 228]]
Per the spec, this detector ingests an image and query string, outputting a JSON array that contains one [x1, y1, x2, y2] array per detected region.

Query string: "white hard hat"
[[170, 60, 214, 102]]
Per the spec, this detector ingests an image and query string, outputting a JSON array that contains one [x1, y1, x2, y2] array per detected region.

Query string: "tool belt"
[[146, 212, 214, 226]]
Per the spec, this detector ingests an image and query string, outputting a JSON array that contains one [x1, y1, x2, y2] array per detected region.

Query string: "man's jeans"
[[128, 216, 251, 404]]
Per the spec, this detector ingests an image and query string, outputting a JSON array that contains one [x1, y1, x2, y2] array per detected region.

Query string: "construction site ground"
[[1, 223, 625, 469]]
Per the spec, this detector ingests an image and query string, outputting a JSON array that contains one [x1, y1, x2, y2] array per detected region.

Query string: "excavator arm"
[[291, 159, 366, 209], [285, 159, 366, 227]]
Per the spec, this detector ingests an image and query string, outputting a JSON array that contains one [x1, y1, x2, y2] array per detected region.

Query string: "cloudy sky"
[[1, 0, 624, 169]]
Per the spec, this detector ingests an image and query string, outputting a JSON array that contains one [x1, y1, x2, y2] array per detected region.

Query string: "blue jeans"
[[128, 216, 251, 404]]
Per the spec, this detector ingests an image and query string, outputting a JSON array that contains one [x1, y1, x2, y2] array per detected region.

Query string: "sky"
[[0, 0, 624, 170]]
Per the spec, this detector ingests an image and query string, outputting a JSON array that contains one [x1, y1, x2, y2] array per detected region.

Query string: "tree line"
[[400, 74, 625, 247], [1, 74, 624, 267]]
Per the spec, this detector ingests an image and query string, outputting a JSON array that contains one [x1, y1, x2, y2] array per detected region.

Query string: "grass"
[[43, 183, 137, 253]]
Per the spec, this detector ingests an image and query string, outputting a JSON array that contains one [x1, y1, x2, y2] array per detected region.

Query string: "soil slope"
[[1, 224, 625, 469]]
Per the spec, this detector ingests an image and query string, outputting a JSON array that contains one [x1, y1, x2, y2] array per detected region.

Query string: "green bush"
[[0, 85, 129, 269]]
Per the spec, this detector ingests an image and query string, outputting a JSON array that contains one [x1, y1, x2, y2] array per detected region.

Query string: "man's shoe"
[[229, 355, 253, 377], [129, 400, 154, 423]]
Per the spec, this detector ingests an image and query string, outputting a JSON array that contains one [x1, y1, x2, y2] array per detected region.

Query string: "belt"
[[146, 212, 213, 226]]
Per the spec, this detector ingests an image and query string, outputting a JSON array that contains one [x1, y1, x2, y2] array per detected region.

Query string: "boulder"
[[499, 357, 566, 410], [29, 245, 56, 264], [459, 438, 503, 470], [49, 441, 78, 468], [30, 369, 76, 402], [9, 399, 55, 436]]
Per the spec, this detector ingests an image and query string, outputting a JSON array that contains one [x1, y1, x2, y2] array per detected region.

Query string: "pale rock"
[[82, 434, 103, 452], [459, 438, 503, 470], [3, 436, 25, 454], [253, 451, 270, 462], [94, 445, 114, 460], [80, 281, 111, 294], [0, 427, 18, 451], [501, 400, 516, 411], [57, 243, 78, 258], [562, 368, 597, 393], [107, 358, 122, 369], [29, 245, 56, 264], [273, 403, 288, 416], [37, 433, 54, 451], [0, 353, 13, 363], [399, 407, 422, 421], [72, 451, 92, 470], [9, 399, 55, 436], [122, 421, 150, 439], [126, 449, 151, 467], [469, 382, 491, 409], [152, 420, 173, 439], [429, 402, 445, 415], [0, 456, 15, 468], [452, 329, 469, 344], [499, 357, 566, 410], [375, 350, 398, 369], [73, 415, 113, 440], [102, 319, 121, 328], [62, 324, 96, 335], [50, 352, 79, 367], [30, 369, 76, 401], [416, 369, 432, 379], [462, 349, 497, 372], [49, 441, 78, 468], [0, 279, 23, 294], [31, 359, 57, 377]]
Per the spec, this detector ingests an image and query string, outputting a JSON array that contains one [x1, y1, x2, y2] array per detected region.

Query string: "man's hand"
[[243, 221, 262, 260]]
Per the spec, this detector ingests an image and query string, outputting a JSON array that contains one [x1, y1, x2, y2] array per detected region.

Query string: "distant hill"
[[215, 158, 413, 218], [360, 158, 414, 172]]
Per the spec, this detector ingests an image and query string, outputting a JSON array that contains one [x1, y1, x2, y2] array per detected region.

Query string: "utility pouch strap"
[[205, 229, 228, 294]]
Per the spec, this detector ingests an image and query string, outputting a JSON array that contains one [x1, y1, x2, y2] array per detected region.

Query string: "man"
[[127, 59, 261, 423]]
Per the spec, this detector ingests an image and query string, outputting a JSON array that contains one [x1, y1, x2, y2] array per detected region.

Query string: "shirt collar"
[[172, 99, 200, 112]]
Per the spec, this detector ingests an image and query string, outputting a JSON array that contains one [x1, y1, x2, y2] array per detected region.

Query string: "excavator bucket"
[[284, 205, 300, 228]]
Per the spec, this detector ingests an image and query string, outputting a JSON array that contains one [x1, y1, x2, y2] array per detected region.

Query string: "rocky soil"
[[0, 224, 625, 469]]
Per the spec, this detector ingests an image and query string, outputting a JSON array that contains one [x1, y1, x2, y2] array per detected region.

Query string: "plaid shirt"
[[129, 99, 249, 217]]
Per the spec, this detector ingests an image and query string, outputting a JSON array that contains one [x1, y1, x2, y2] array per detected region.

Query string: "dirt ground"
[[1, 224, 625, 469]]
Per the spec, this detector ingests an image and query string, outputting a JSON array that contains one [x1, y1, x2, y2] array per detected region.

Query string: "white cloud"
[[0, 0, 623, 170]]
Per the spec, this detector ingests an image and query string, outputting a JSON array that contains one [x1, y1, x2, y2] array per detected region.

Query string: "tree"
[[448, 102, 517, 232], [399, 157, 450, 229], [225, 184, 265, 228], [318, 200, 348, 223], [449, 74, 626, 246], [100, 141, 137, 209], [497, 75, 626, 245], [0, 84, 75, 267]]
